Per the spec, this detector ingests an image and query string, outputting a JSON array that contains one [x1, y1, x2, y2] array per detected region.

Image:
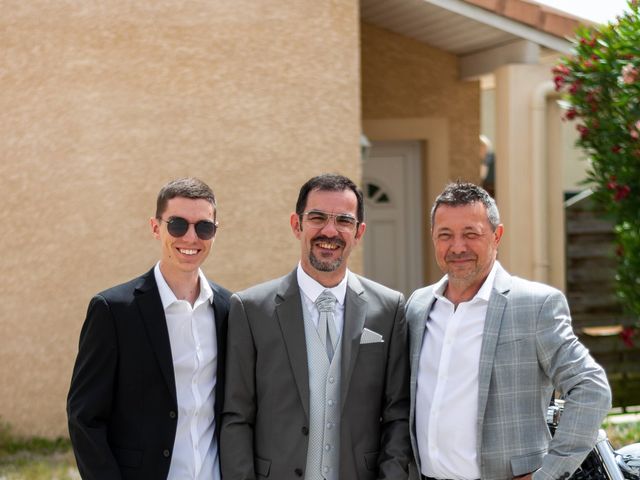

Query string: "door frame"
[[363, 117, 450, 285]]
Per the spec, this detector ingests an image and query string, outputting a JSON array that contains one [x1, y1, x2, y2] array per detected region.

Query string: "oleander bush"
[[554, 0, 640, 339]]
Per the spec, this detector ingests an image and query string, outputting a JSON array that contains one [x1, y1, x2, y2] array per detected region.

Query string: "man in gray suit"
[[406, 182, 611, 480], [221, 173, 411, 480]]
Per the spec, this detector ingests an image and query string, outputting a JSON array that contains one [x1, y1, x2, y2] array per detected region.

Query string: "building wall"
[[361, 22, 481, 184], [0, 0, 360, 436], [360, 22, 480, 283]]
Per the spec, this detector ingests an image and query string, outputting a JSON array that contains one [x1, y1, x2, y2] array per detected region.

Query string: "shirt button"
[[169, 410, 177, 419], [294, 468, 303, 477], [301, 426, 309, 435], [328, 376, 335, 383], [323, 466, 329, 473], [327, 400, 334, 406], [162, 449, 170, 458], [326, 422, 332, 429], [325, 444, 331, 451]]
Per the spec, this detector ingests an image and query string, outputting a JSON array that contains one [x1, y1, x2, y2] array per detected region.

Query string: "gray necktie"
[[316, 290, 338, 361]]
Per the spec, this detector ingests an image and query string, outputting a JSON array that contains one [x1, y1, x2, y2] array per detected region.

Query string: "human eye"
[[465, 232, 480, 239], [306, 211, 328, 224], [437, 232, 452, 240], [336, 215, 356, 227]]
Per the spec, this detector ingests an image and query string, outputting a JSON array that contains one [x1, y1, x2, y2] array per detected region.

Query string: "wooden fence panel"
[[565, 194, 640, 409]]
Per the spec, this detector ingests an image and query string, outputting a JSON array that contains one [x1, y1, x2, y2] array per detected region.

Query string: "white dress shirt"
[[154, 263, 220, 480], [296, 263, 347, 338], [415, 262, 498, 480]]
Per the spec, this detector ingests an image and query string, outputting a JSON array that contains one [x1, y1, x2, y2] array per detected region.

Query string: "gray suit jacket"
[[406, 263, 611, 480], [221, 270, 411, 480]]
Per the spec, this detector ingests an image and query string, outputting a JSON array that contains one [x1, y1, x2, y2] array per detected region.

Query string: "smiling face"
[[432, 201, 503, 298], [291, 188, 366, 287], [150, 196, 216, 280]]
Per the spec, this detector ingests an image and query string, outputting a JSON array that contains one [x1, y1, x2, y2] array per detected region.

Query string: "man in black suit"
[[67, 177, 231, 480]]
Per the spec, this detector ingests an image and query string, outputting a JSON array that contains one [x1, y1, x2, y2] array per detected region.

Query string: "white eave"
[[361, 0, 579, 78]]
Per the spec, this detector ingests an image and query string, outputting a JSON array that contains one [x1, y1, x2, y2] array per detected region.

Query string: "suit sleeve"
[[378, 293, 412, 479], [534, 291, 612, 480], [220, 293, 258, 480], [67, 295, 123, 480]]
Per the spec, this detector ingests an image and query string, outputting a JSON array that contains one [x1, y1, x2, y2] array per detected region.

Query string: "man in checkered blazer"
[[406, 182, 610, 480]]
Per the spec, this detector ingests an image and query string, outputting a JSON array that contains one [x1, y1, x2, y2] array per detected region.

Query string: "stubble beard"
[[309, 252, 343, 272]]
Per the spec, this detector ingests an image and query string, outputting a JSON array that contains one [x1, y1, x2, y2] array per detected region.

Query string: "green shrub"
[[554, 0, 640, 332]]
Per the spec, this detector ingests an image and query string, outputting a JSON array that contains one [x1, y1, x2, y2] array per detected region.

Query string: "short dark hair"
[[155, 177, 217, 219], [295, 173, 364, 223], [430, 181, 500, 231]]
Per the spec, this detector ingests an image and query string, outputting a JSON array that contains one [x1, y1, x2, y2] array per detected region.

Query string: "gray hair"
[[430, 182, 500, 231]]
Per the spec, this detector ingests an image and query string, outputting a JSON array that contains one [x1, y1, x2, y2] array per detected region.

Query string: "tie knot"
[[315, 290, 337, 313]]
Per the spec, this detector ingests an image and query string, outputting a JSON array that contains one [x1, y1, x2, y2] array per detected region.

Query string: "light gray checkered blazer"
[[406, 263, 611, 480]]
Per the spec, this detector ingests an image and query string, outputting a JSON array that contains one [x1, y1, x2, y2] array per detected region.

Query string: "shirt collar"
[[153, 261, 214, 309], [434, 260, 499, 303], [296, 262, 348, 305]]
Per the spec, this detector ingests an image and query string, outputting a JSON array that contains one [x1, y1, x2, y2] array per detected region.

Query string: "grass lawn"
[[0, 422, 78, 480], [0, 416, 637, 479], [602, 412, 640, 449], [0, 450, 79, 480]]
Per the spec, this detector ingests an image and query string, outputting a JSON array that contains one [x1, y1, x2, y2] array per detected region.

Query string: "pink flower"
[[552, 64, 570, 76], [569, 81, 581, 94], [620, 327, 635, 348], [576, 124, 589, 139], [579, 36, 597, 48], [564, 108, 578, 121], [631, 130, 639, 139], [622, 63, 639, 84], [614, 185, 631, 201], [554, 76, 565, 91]]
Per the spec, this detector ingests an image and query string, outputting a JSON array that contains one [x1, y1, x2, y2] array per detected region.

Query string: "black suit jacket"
[[67, 268, 231, 480]]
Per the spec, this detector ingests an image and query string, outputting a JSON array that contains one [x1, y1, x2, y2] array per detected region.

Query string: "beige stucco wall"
[[361, 22, 480, 184], [360, 22, 480, 284], [0, 0, 360, 436]]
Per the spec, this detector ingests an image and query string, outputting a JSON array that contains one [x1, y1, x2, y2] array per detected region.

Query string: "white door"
[[363, 141, 424, 296]]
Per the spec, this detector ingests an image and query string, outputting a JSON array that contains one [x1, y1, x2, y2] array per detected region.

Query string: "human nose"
[[182, 223, 199, 241], [319, 216, 340, 235], [449, 235, 467, 253]]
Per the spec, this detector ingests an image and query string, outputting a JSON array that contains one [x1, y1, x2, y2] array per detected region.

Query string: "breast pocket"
[[495, 337, 524, 359]]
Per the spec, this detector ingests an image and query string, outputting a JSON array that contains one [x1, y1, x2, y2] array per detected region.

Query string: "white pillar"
[[494, 63, 560, 283]]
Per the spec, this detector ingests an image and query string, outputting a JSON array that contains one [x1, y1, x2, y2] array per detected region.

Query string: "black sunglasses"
[[158, 216, 218, 240]]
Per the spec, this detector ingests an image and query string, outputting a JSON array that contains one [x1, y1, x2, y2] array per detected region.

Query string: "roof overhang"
[[361, 0, 578, 79]]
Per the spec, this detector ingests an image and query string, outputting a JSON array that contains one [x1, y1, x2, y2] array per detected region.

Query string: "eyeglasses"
[[158, 217, 218, 240], [300, 210, 359, 232]]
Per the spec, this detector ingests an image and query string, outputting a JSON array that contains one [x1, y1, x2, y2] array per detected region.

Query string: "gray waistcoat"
[[301, 298, 342, 480]]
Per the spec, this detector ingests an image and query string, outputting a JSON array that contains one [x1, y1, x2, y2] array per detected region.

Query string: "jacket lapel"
[[476, 264, 511, 446], [210, 281, 230, 436], [135, 269, 177, 405], [340, 272, 367, 412], [407, 288, 436, 410], [211, 281, 230, 363], [275, 271, 311, 419], [408, 289, 435, 377]]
